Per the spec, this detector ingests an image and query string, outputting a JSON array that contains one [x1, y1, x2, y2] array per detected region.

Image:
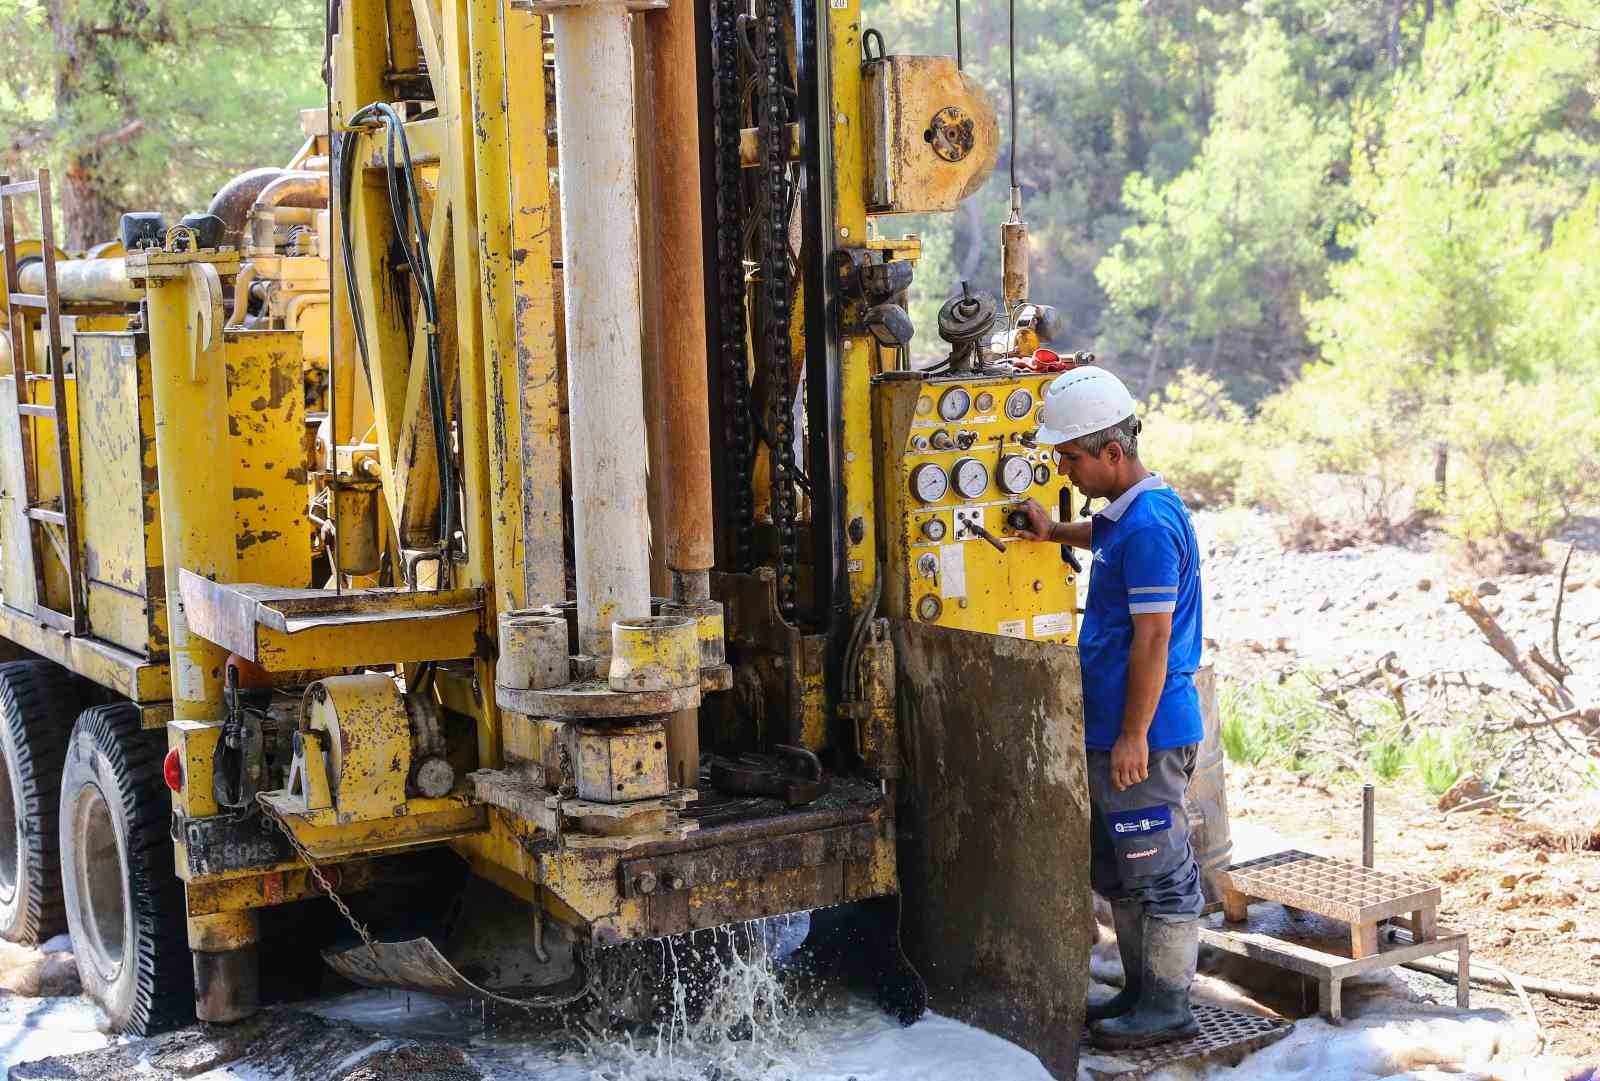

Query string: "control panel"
[[873, 370, 1077, 642]]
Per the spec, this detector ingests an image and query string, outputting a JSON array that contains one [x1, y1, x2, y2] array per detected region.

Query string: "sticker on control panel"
[[997, 619, 1026, 638], [1032, 611, 1073, 637], [938, 543, 966, 599]]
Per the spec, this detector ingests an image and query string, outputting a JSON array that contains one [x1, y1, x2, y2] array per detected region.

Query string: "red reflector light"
[[163, 746, 183, 792]]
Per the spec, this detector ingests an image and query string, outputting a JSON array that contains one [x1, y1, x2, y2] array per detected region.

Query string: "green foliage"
[[1218, 675, 1326, 771], [1141, 368, 1251, 509], [1420, 370, 1600, 544], [1409, 729, 1471, 796], [1366, 732, 1407, 784], [0, 0, 325, 244], [1096, 23, 1348, 401]]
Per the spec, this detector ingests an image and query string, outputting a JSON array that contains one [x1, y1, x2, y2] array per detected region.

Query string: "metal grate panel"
[[1081, 1003, 1295, 1080], [1222, 849, 1438, 923]]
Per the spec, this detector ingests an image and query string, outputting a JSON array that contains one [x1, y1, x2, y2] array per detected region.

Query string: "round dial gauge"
[[998, 454, 1033, 495], [951, 456, 988, 499], [909, 463, 949, 503], [1005, 388, 1034, 420], [920, 517, 947, 542], [916, 594, 943, 622], [975, 391, 995, 414], [938, 387, 972, 422], [1033, 462, 1052, 485], [915, 396, 933, 416]]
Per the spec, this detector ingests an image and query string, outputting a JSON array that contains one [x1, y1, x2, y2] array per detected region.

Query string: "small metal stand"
[[1199, 786, 1470, 1023]]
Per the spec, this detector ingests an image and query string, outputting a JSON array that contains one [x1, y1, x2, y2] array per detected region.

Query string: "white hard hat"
[[1035, 366, 1137, 445]]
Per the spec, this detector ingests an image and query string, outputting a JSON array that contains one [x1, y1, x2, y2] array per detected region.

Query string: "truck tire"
[[0, 660, 82, 945], [60, 703, 190, 1034]]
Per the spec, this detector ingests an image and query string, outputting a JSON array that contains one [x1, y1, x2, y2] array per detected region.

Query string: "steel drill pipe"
[[18, 257, 140, 303], [552, 0, 653, 659]]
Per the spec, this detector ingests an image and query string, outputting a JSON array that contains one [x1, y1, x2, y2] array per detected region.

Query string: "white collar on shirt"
[[1097, 473, 1166, 523]]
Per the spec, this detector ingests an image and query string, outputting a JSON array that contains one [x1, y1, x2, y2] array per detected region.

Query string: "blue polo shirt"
[[1079, 474, 1204, 751]]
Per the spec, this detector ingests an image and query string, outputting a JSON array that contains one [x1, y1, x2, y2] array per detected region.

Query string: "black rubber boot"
[[1089, 916, 1200, 1050], [1085, 901, 1144, 1021]]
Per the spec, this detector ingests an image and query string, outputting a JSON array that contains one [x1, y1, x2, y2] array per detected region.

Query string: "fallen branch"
[[1489, 707, 1600, 734], [1551, 543, 1572, 671], [1443, 793, 1505, 815], [1405, 955, 1600, 1006], [1449, 589, 1576, 710]]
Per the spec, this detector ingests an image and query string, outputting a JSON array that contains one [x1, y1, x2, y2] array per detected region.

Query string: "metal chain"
[[255, 793, 380, 960], [759, 0, 798, 619], [713, 0, 754, 571]]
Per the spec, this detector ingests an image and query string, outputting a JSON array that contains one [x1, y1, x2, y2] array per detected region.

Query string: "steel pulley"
[[938, 281, 998, 371]]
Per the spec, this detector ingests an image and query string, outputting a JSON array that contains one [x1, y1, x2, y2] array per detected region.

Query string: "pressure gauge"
[[938, 387, 971, 422], [920, 517, 947, 542], [975, 391, 995, 414], [915, 396, 933, 416], [910, 463, 949, 503], [1006, 388, 1034, 420], [951, 456, 988, 499], [916, 594, 943, 622], [998, 454, 1033, 495], [1033, 462, 1052, 485]]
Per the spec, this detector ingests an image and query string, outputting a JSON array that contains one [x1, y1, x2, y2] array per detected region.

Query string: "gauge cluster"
[[877, 371, 1078, 644]]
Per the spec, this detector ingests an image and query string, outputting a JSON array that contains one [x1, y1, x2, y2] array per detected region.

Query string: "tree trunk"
[[46, 0, 129, 248], [1387, 0, 1406, 68]]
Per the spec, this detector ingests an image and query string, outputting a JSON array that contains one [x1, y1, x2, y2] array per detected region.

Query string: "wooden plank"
[[24, 506, 65, 525], [16, 403, 56, 417], [0, 181, 40, 196]]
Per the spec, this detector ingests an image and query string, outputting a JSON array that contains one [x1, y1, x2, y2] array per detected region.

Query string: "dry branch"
[[1449, 589, 1576, 710]]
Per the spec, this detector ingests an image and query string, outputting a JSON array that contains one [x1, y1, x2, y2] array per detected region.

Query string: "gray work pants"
[[1087, 743, 1204, 920]]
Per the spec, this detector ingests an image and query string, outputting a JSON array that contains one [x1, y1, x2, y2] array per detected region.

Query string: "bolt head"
[[635, 872, 658, 895]]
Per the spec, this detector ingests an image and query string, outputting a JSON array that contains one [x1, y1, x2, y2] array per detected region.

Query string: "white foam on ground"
[[0, 993, 112, 1066]]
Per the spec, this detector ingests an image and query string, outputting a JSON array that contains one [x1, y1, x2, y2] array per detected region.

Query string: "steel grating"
[[1080, 1003, 1295, 1080], [1222, 849, 1439, 924]]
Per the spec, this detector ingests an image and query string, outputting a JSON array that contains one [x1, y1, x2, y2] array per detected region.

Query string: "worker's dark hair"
[[1075, 414, 1141, 458]]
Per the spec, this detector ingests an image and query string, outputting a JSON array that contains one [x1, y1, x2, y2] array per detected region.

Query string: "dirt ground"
[[1224, 763, 1600, 1061]]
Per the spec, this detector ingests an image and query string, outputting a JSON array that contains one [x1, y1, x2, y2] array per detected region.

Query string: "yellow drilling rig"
[[0, 0, 1231, 1074]]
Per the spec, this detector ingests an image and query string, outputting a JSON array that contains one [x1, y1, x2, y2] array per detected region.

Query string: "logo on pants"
[[1109, 804, 1172, 835]]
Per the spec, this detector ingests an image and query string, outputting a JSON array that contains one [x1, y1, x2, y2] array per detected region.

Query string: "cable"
[[955, 0, 963, 70], [1009, 0, 1017, 190], [340, 103, 457, 576]]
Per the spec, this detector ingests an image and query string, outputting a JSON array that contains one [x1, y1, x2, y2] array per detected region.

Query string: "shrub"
[[1421, 370, 1600, 547], [1409, 729, 1471, 796], [1141, 369, 1253, 509]]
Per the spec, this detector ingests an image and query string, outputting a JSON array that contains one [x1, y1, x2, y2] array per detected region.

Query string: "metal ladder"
[[1, 168, 87, 634]]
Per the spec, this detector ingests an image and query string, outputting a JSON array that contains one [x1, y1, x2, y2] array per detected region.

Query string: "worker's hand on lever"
[[1110, 731, 1149, 791], [1012, 498, 1055, 542]]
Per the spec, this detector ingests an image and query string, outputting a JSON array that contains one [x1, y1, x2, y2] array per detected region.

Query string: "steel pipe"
[[18, 257, 140, 304], [207, 167, 286, 250], [248, 171, 329, 215], [552, 0, 652, 659]]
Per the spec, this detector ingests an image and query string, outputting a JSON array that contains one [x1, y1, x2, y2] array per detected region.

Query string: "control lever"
[[1007, 508, 1082, 572], [964, 519, 1007, 553]]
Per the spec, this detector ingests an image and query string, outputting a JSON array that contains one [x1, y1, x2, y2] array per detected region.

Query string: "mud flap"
[[322, 877, 588, 1009], [892, 620, 1091, 1080]]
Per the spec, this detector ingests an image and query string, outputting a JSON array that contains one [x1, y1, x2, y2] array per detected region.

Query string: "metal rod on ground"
[[1362, 784, 1375, 868]]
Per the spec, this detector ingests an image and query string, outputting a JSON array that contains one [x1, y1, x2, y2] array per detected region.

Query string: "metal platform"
[[1201, 904, 1469, 1023], [1221, 849, 1442, 958], [1079, 1003, 1294, 1080]]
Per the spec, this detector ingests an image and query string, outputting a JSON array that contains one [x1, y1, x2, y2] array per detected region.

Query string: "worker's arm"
[[1015, 497, 1091, 548], [1112, 610, 1171, 790]]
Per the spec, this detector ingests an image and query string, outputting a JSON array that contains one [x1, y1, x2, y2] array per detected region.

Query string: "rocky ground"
[[1195, 507, 1600, 707]]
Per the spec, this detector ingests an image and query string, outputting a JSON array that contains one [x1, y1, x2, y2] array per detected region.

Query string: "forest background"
[[2, 0, 1597, 558]]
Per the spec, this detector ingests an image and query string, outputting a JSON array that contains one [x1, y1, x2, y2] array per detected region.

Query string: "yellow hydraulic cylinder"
[[127, 248, 240, 719]]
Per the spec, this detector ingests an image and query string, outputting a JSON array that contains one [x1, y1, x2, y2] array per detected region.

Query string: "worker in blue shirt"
[[1017, 364, 1205, 1051]]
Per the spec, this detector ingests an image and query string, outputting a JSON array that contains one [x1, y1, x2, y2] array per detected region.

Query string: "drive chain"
[[759, 0, 798, 620], [713, 0, 754, 570]]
